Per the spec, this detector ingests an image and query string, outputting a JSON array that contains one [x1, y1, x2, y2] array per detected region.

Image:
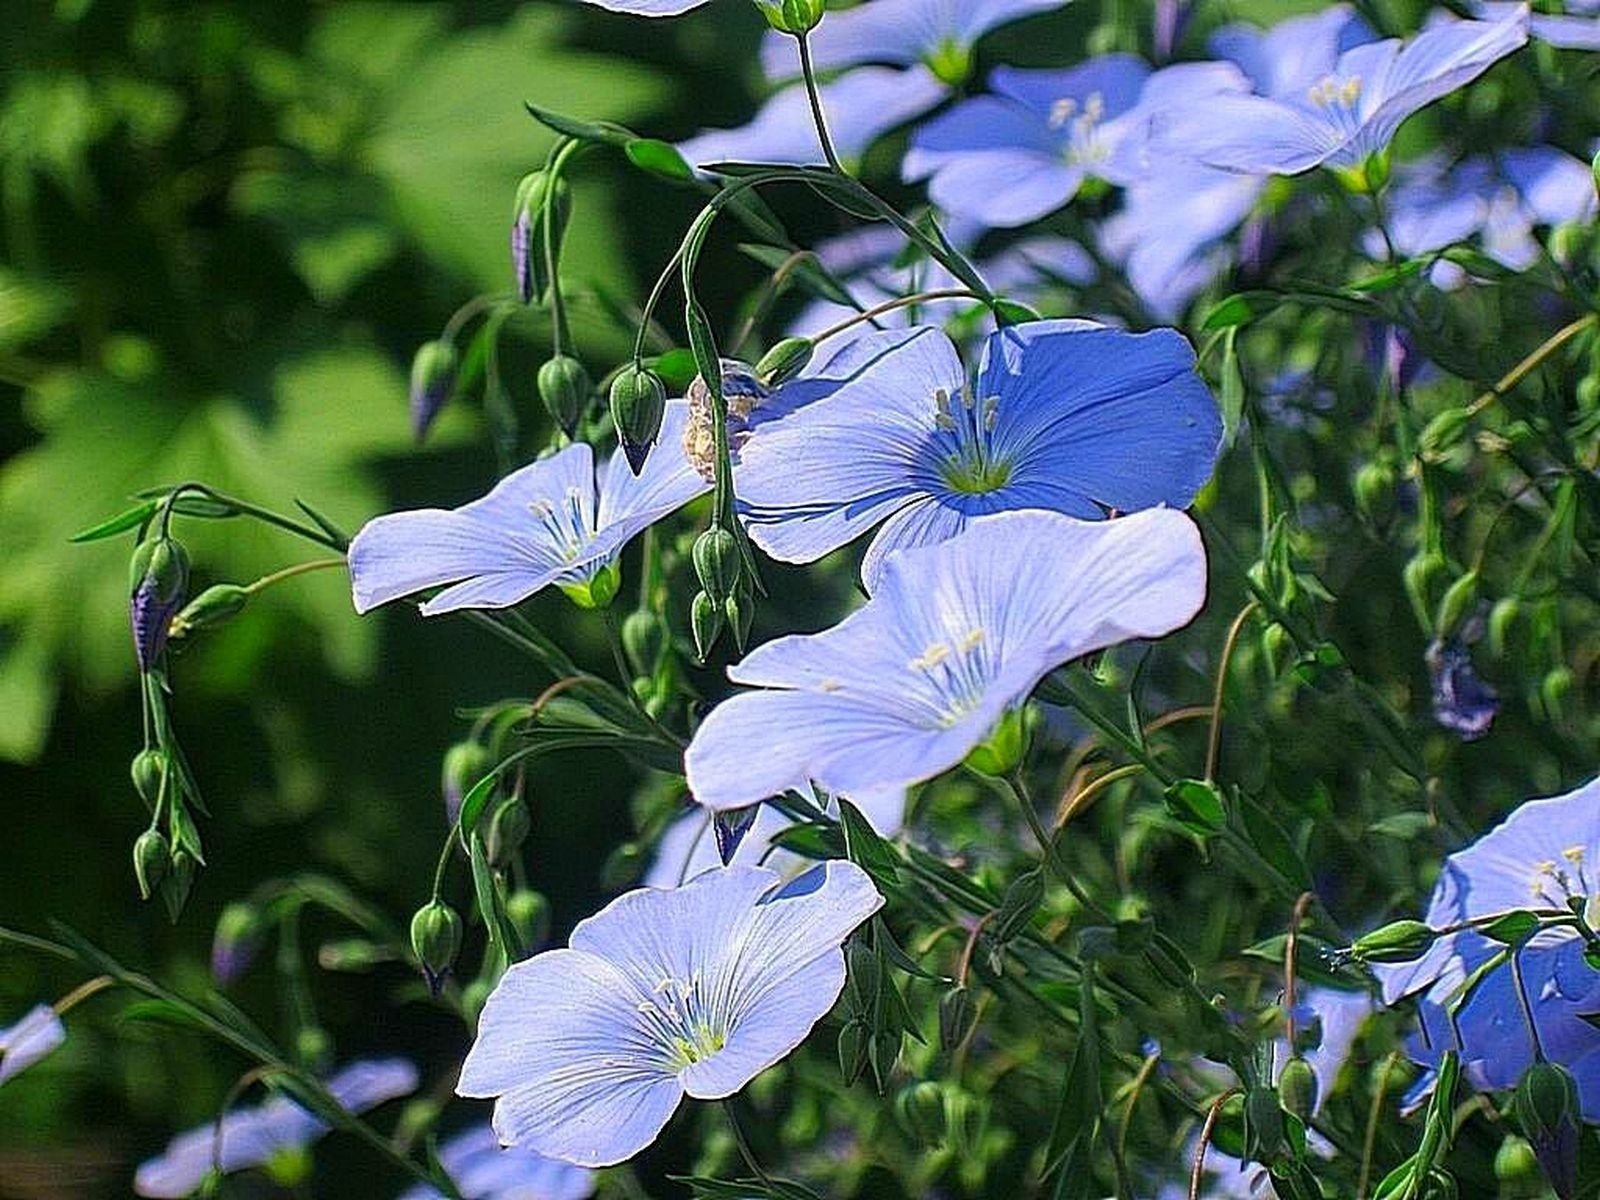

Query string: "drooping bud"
[[1488, 596, 1521, 660], [620, 609, 666, 676], [1425, 638, 1498, 742], [1349, 919, 1436, 964], [895, 1081, 948, 1146], [133, 829, 170, 901], [170, 583, 250, 638], [1278, 1056, 1318, 1123], [753, 0, 825, 35], [295, 1026, 332, 1073], [537, 355, 592, 435], [692, 528, 741, 602], [511, 170, 571, 304], [1402, 551, 1448, 632], [131, 748, 168, 808], [755, 336, 813, 386], [609, 366, 668, 475], [1418, 408, 1471, 461], [441, 740, 493, 828], [1433, 571, 1479, 639], [129, 535, 189, 672], [1494, 1135, 1543, 1192], [409, 899, 463, 995], [210, 901, 261, 986], [483, 795, 531, 870], [161, 848, 198, 923], [691, 589, 723, 660], [724, 590, 753, 653], [505, 889, 551, 953], [409, 340, 459, 442], [1513, 1061, 1580, 1199]]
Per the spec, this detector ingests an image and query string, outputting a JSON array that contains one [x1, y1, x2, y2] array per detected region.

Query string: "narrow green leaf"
[[838, 797, 901, 888], [68, 499, 159, 543], [521, 102, 633, 146]]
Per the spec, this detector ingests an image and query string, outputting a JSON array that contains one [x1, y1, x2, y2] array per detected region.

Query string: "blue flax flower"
[[1425, 637, 1499, 741], [1374, 777, 1600, 1118], [1479, 1, 1600, 50], [677, 67, 945, 172], [759, 0, 1062, 86], [0, 1004, 65, 1086], [905, 56, 1246, 228], [456, 862, 883, 1167], [398, 1124, 596, 1200], [736, 319, 1220, 587], [685, 508, 1207, 811], [135, 1058, 419, 1198], [1163, 7, 1528, 178], [349, 404, 708, 616]]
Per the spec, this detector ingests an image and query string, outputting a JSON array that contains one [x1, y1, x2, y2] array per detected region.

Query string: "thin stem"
[[722, 1099, 775, 1187], [1508, 948, 1547, 1062], [243, 557, 345, 595], [1282, 891, 1315, 1048], [544, 139, 582, 354], [1205, 601, 1260, 782], [811, 288, 985, 345], [1357, 1051, 1402, 1200], [1190, 1089, 1241, 1200], [794, 32, 844, 176], [52, 975, 114, 1016], [1465, 311, 1597, 419]]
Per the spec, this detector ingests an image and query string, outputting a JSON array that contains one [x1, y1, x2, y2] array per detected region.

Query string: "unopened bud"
[[537, 355, 592, 435], [172, 583, 250, 636], [483, 795, 531, 870], [692, 529, 741, 602], [1541, 666, 1575, 720], [1353, 459, 1397, 525], [1433, 571, 1479, 639], [131, 748, 167, 808], [692, 590, 723, 660], [441, 740, 493, 828], [755, 336, 813, 386], [621, 609, 666, 675], [133, 829, 170, 900], [1350, 918, 1436, 964], [609, 366, 668, 475], [161, 849, 198, 922], [1514, 1061, 1580, 1199], [895, 1081, 948, 1146], [317, 939, 387, 972], [295, 1026, 332, 1072], [505, 889, 551, 952], [409, 900, 463, 995], [211, 902, 260, 986], [1488, 596, 1521, 660], [1494, 1135, 1543, 1189], [754, 0, 825, 34], [1419, 408, 1471, 460], [1279, 1056, 1318, 1123], [1403, 552, 1448, 631], [409, 340, 459, 442], [511, 171, 571, 304], [725, 591, 753, 653], [129, 536, 190, 672]]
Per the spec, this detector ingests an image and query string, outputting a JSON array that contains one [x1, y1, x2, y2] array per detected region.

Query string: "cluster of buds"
[[691, 526, 752, 660], [130, 744, 205, 921]]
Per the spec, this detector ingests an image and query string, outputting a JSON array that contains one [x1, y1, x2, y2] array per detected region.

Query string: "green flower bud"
[[610, 366, 668, 475], [171, 583, 250, 638], [511, 170, 570, 304], [441, 739, 494, 828], [938, 986, 974, 1054], [755, 336, 814, 386], [133, 829, 170, 901], [963, 707, 1028, 777], [505, 889, 551, 952], [837, 1018, 867, 1085], [621, 609, 666, 676], [1350, 919, 1436, 964], [1547, 221, 1591, 269], [211, 901, 261, 985], [129, 535, 190, 671], [1541, 666, 1575, 720], [483, 795, 531, 870], [1488, 596, 1521, 661], [691, 589, 723, 661], [1419, 408, 1471, 460], [1494, 1135, 1543, 1190], [1353, 459, 1397, 525], [1403, 552, 1449, 631], [1433, 571, 1479, 639], [895, 1081, 948, 1146], [1514, 1061, 1580, 1199], [409, 899, 463, 995], [132, 748, 168, 808], [294, 1026, 332, 1073], [1278, 1056, 1318, 1123], [460, 979, 493, 1025], [560, 560, 621, 610], [692, 528, 741, 602], [161, 848, 198, 923], [409, 340, 459, 442], [754, 0, 825, 34], [537, 354, 592, 435], [725, 591, 753, 653]]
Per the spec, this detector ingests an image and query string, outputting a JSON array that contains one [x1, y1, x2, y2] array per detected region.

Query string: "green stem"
[[794, 32, 844, 176]]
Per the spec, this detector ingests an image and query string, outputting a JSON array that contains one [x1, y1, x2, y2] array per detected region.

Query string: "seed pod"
[[537, 354, 592, 435], [1350, 919, 1436, 964], [409, 340, 459, 442], [409, 899, 464, 995], [172, 583, 250, 636], [609, 366, 668, 475], [692, 528, 741, 602]]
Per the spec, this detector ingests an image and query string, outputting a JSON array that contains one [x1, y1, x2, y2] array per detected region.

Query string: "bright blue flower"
[[685, 508, 1206, 810], [1164, 7, 1528, 177], [456, 862, 883, 1167], [135, 1058, 419, 1198], [0, 1004, 65, 1086], [677, 67, 945, 172], [735, 320, 1221, 587], [1374, 777, 1600, 1119], [397, 1124, 596, 1200], [349, 404, 709, 616], [904, 56, 1246, 228], [759, 0, 1062, 83]]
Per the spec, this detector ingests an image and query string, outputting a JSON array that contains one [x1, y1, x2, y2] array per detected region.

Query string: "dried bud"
[[133, 829, 170, 901], [1514, 1061, 1580, 1199], [409, 900, 463, 995], [211, 902, 261, 986], [171, 583, 250, 637], [609, 366, 668, 475], [129, 535, 189, 672], [131, 748, 167, 808], [682, 361, 769, 482], [1278, 1056, 1318, 1123], [505, 889, 551, 952], [691, 589, 723, 660], [692, 528, 741, 602], [537, 354, 592, 435], [755, 336, 813, 386], [441, 740, 494, 828], [1350, 919, 1436, 964], [409, 340, 459, 442]]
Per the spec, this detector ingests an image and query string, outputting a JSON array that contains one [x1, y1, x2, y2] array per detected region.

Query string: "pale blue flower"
[[1208, 4, 1375, 101], [904, 57, 1246, 228], [1164, 7, 1529, 177], [760, 0, 1063, 83], [1374, 776, 1600, 1119], [0, 1004, 65, 1086], [349, 404, 708, 616], [735, 320, 1221, 587], [1479, 0, 1600, 50], [135, 1058, 419, 1198], [398, 1124, 596, 1200], [456, 862, 883, 1167], [677, 67, 945, 172], [685, 508, 1207, 810]]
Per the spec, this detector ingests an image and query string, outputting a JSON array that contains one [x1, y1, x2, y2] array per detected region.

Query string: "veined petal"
[[1210, 4, 1373, 97], [760, 0, 1059, 77], [0, 1004, 64, 1086], [572, 0, 709, 14], [858, 498, 972, 593], [1158, 93, 1343, 175], [398, 1124, 598, 1200], [989, 55, 1149, 118], [923, 147, 1084, 228], [457, 948, 685, 1168]]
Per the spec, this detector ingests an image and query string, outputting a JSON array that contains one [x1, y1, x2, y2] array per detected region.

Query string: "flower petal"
[[0, 1004, 65, 1087]]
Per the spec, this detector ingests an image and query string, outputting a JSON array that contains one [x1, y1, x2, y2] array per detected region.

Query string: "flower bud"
[[483, 795, 531, 870], [511, 171, 571, 304], [895, 1081, 948, 1146], [129, 535, 189, 672], [505, 889, 551, 952], [1488, 596, 1521, 661], [692, 589, 723, 660], [754, 0, 825, 34], [537, 355, 592, 435], [755, 336, 813, 386], [725, 592, 753, 653], [939, 986, 974, 1054], [409, 899, 463, 995], [1494, 1135, 1543, 1191], [1353, 459, 1397, 526], [1433, 571, 1479, 639], [1403, 551, 1448, 632], [210, 902, 261, 986], [295, 1026, 332, 1073], [131, 748, 168, 808], [692, 529, 741, 602], [610, 366, 668, 475], [1278, 1056, 1318, 1123], [1514, 1061, 1580, 1199], [133, 829, 170, 901], [621, 609, 665, 676], [1419, 408, 1471, 461], [171, 583, 250, 637], [1540, 666, 1574, 720], [161, 848, 198, 923], [409, 340, 459, 442], [441, 740, 493, 828], [1350, 919, 1436, 964], [1547, 221, 1591, 270]]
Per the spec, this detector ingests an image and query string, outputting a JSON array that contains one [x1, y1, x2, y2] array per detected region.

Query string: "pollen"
[[910, 642, 951, 671], [959, 628, 985, 653], [1048, 96, 1077, 130], [1563, 846, 1585, 866]]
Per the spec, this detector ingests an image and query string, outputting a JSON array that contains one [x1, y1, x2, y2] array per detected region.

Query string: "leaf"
[[1479, 910, 1541, 946], [1044, 972, 1102, 1196], [522, 101, 636, 147], [1202, 292, 1272, 330], [455, 770, 501, 847], [838, 797, 901, 888], [116, 1000, 209, 1032], [230, 165, 399, 304], [1220, 327, 1245, 448], [68, 499, 159, 543], [1163, 778, 1227, 835], [767, 821, 845, 861]]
